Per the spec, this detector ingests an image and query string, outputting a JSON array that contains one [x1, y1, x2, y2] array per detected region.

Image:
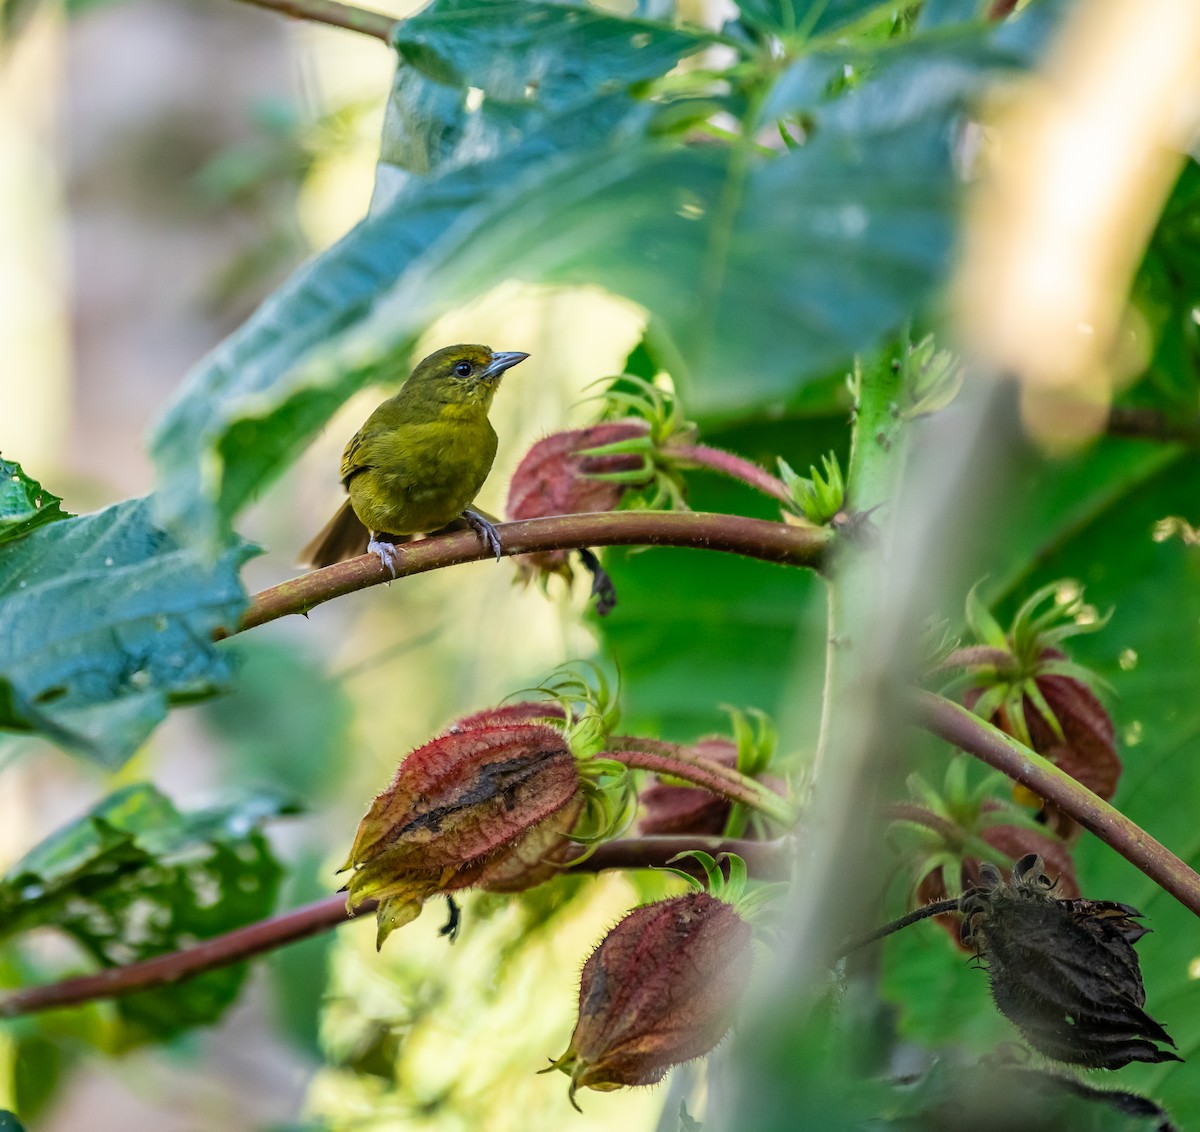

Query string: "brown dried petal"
[[914, 804, 1079, 950], [507, 422, 650, 581], [553, 891, 752, 1105], [959, 855, 1180, 1069], [345, 723, 581, 943]]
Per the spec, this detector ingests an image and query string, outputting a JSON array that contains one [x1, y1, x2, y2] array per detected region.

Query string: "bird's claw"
[[367, 532, 400, 578], [463, 509, 502, 561]]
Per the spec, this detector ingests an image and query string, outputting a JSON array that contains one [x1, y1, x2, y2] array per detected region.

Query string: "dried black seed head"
[[959, 853, 1180, 1070]]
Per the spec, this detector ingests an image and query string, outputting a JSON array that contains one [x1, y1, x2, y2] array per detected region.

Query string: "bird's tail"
[[298, 500, 370, 569]]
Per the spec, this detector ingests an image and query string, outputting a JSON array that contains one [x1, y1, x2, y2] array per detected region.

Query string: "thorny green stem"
[[608, 738, 794, 825], [812, 352, 909, 782], [223, 511, 833, 637], [782, 348, 912, 980], [666, 443, 794, 505], [916, 691, 1200, 919], [0, 837, 791, 1019], [232, 0, 396, 39]]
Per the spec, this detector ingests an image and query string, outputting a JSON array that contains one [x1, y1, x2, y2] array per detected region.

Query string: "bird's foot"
[[463, 509, 502, 561], [367, 532, 400, 578]]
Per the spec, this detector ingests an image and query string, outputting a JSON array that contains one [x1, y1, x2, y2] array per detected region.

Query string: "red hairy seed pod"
[[344, 722, 581, 947], [448, 700, 568, 733], [476, 795, 584, 893], [506, 421, 651, 582], [548, 891, 752, 1109], [964, 648, 1120, 837]]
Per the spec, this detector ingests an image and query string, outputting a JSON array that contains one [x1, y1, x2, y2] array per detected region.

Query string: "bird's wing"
[[340, 424, 379, 486]]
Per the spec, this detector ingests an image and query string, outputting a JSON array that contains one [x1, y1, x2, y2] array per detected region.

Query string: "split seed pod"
[[960, 853, 1180, 1069], [549, 891, 751, 1108], [343, 721, 581, 948]]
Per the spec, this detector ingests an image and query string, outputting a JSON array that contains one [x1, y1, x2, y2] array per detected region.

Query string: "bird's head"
[[405, 344, 530, 411]]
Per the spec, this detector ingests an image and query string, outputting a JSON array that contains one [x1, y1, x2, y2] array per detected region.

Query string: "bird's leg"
[[439, 895, 461, 943], [367, 531, 401, 578], [462, 508, 502, 561]]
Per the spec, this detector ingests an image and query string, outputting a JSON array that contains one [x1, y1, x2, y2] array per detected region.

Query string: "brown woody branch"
[[916, 691, 1200, 919], [233, 0, 396, 40], [608, 738, 793, 825], [225, 511, 833, 637], [0, 837, 790, 1018], [1106, 405, 1200, 444], [667, 444, 794, 505]]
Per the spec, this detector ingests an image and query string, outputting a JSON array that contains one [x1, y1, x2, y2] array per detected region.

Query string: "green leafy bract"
[[0, 456, 70, 546], [0, 784, 293, 1038], [0, 497, 254, 768]]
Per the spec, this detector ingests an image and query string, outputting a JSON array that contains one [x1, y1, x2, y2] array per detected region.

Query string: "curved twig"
[[915, 691, 1200, 918], [0, 837, 791, 1018], [838, 898, 962, 956], [232, 0, 396, 40], [667, 443, 794, 505], [226, 510, 833, 637]]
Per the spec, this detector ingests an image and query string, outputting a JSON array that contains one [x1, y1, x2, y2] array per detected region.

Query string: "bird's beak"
[[484, 351, 530, 379]]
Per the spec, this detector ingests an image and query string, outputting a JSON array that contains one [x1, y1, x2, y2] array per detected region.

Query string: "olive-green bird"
[[300, 344, 529, 575]]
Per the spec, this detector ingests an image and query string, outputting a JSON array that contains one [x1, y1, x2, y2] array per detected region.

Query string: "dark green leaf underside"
[[0, 497, 254, 768], [0, 783, 293, 1038]]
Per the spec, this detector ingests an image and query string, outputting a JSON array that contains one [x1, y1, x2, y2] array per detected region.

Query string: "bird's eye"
[[454, 361, 473, 377]]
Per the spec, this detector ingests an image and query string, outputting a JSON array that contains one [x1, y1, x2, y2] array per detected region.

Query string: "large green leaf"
[[0, 784, 293, 1038], [375, 0, 710, 201], [0, 497, 253, 768], [0, 456, 70, 547], [438, 118, 954, 416]]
